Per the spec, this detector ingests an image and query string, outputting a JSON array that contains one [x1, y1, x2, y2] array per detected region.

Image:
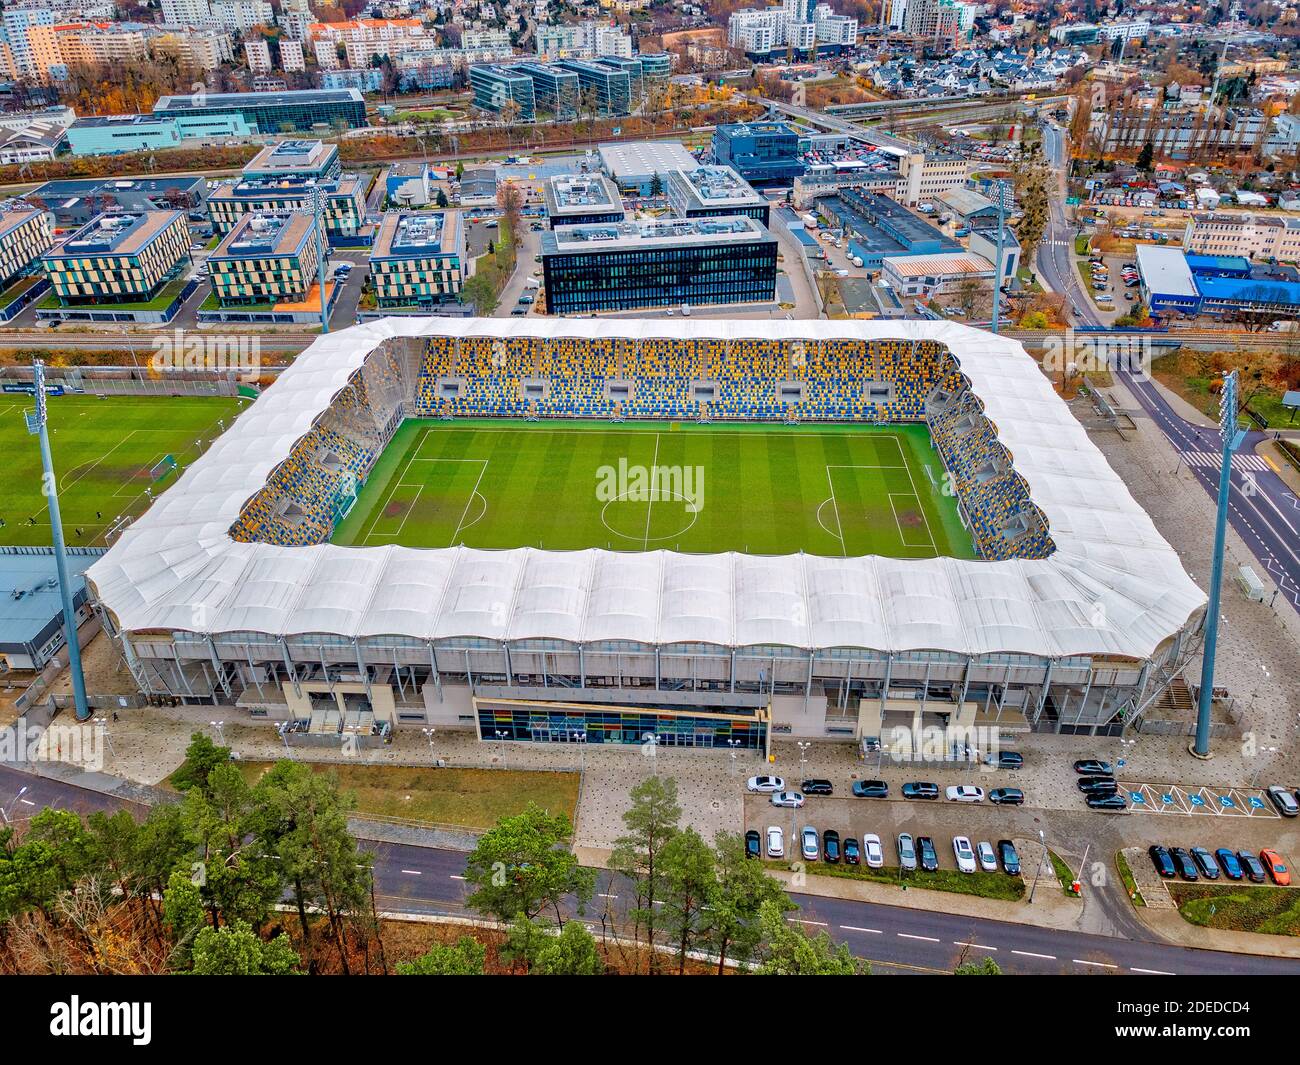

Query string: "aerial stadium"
[[84, 318, 1207, 755]]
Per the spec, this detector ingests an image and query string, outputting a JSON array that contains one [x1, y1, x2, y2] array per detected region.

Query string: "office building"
[[712, 122, 804, 186], [40, 210, 189, 306], [208, 173, 367, 243], [25, 175, 208, 226], [514, 62, 579, 119], [0, 208, 52, 286], [1183, 211, 1300, 262], [151, 88, 367, 134], [243, 139, 341, 182], [468, 64, 536, 121], [384, 162, 432, 207], [555, 58, 631, 116], [369, 210, 466, 308], [540, 216, 777, 314], [208, 211, 320, 307], [542, 174, 626, 228], [881, 252, 995, 297], [667, 165, 769, 225]]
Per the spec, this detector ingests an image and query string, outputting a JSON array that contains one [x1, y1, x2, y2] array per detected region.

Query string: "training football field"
[[333, 419, 975, 559], [0, 394, 244, 548]]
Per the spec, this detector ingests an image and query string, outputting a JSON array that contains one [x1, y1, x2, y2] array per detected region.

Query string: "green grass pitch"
[[0, 394, 245, 548], [332, 419, 975, 559]]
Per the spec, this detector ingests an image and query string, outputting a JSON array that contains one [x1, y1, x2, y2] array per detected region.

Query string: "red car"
[[1260, 849, 1291, 886]]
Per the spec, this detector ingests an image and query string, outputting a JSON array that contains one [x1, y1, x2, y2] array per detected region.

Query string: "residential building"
[[542, 173, 626, 228], [151, 29, 232, 73], [245, 36, 272, 73], [540, 216, 777, 314], [40, 210, 189, 306], [0, 209, 52, 286], [208, 211, 320, 307], [369, 210, 466, 308], [209, 0, 274, 33], [281, 38, 305, 72], [666, 165, 769, 225], [160, 0, 214, 24], [462, 28, 511, 51]]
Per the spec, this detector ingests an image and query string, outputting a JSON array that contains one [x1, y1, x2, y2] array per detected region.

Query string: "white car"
[[747, 775, 785, 794], [945, 785, 985, 803], [801, 826, 820, 861], [863, 833, 884, 869], [976, 840, 998, 872], [771, 790, 805, 809], [766, 825, 784, 858], [953, 835, 977, 874]]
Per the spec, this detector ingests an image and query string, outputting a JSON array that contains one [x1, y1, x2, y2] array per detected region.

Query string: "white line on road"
[[598, 893, 618, 899], [840, 925, 882, 934], [897, 933, 940, 942], [449, 874, 466, 881], [1131, 966, 1175, 975], [1012, 950, 1056, 960], [1074, 959, 1118, 969], [954, 941, 998, 951], [400, 869, 422, 875], [791, 918, 829, 927]]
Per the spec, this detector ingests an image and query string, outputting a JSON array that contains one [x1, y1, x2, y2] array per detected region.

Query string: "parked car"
[[997, 839, 1021, 876], [801, 826, 820, 862], [863, 833, 884, 869], [1214, 848, 1243, 881], [976, 840, 998, 872], [953, 835, 977, 873], [1191, 847, 1220, 879], [1086, 792, 1128, 811], [766, 825, 784, 858], [902, 781, 939, 800], [1171, 847, 1199, 881], [822, 829, 841, 863], [510, 306, 528, 315], [897, 832, 917, 871], [1267, 785, 1299, 817], [1261, 849, 1291, 886], [1077, 775, 1118, 794], [801, 779, 833, 796], [985, 751, 1023, 770], [771, 791, 805, 809], [1238, 850, 1267, 883], [843, 835, 861, 865], [1073, 760, 1113, 775], [747, 775, 784, 793], [945, 785, 985, 803], [989, 788, 1024, 806], [851, 779, 888, 798], [917, 836, 939, 872], [1149, 845, 1176, 878], [744, 829, 761, 859]]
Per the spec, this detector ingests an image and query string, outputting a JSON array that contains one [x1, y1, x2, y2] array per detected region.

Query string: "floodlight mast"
[[27, 360, 89, 721]]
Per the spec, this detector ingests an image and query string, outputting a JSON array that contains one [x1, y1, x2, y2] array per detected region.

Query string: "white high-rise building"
[[161, 0, 214, 24], [210, 0, 274, 33], [727, 8, 784, 53], [280, 37, 305, 71], [813, 3, 857, 44], [244, 36, 271, 72]]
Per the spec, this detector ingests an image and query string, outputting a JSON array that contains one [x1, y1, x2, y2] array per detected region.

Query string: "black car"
[[744, 829, 761, 860], [1238, 850, 1267, 883], [1073, 759, 1113, 776], [989, 787, 1024, 806], [997, 839, 1021, 876], [1191, 847, 1220, 880], [917, 836, 939, 872], [902, 781, 940, 800], [843, 836, 860, 865], [1171, 847, 1199, 881], [1149, 845, 1176, 878], [1077, 775, 1118, 794], [801, 779, 834, 796], [851, 779, 888, 798], [823, 829, 841, 863], [987, 751, 1024, 770], [1086, 792, 1128, 811], [1214, 848, 1243, 881]]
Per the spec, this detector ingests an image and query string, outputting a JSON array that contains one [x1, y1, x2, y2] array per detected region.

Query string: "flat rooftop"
[[243, 139, 337, 176], [70, 114, 172, 129], [211, 173, 364, 200], [371, 211, 462, 259], [47, 210, 181, 258], [544, 215, 771, 255], [153, 88, 363, 112], [598, 140, 699, 181], [0, 548, 93, 650], [212, 212, 315, 259], [0, 208, 44, 239], [543, 174, 622, 216], [670, 165, 764, 209], [1136, 245, 1198, 297], [28, 176, 205, 199]]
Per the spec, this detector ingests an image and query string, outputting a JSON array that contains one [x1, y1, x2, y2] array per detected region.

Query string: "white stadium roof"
[[87, 318, 1205, 660]]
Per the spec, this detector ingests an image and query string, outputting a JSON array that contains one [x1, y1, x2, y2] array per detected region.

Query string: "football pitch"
[[333, 419, 975, 559], [0, 394, 244, 548]]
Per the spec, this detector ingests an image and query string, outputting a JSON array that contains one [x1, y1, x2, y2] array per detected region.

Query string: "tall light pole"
[[27, 361, 88, 721], [1, 785, 29, 823], [990, 179, 1009, 334], [1192, 370, 1243, 760], [303, 186, 331, 334]]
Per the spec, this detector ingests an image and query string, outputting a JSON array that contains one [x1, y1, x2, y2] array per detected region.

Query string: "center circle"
[[600, 488, 700, 543]]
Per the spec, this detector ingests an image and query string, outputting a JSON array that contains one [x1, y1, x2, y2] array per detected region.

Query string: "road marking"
[[1131, 966, 1175, 975], [897, 932, 940, 942], [1074, 959, 1118, 969], [598, 892, 618, 899], [791, 918, 828, 927], [448, 874, 466, 881], [1012, 950, 1056, 960], [954, 941, 997, 951], [19, 798, 35, 806], [400, 869, 422, 875], [840, 925, 882, 934]]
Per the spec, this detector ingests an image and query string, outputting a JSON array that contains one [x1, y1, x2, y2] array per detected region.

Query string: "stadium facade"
[[85, 319, 1207, 753]]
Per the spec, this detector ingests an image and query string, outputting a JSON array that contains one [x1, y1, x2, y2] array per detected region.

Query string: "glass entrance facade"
[[477, 701, 768, 751]]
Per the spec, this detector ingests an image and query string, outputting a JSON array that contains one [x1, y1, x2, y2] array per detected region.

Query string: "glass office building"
[[712, 121, 807, 186], [541, 216, 777, 314], [513, 62, 579, 120], [467, 64, 536, 121], [555, 58, 631, 116], [151, 89, 367, 134]]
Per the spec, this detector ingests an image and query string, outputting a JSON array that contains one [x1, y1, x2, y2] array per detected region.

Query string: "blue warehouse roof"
[[0, 548, 96, 651], [1195, 275, 1300, 308]]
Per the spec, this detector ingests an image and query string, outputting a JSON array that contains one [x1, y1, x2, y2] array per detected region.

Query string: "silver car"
[[897, 832, 917, 871], [801, 826, 819, 862]]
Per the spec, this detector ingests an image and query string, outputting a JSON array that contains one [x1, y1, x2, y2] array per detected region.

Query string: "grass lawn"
[[331, 419, 974, 559], [0, 275, 40, 309], [1171, 883, 1300, 936], [1152, 353, 1297, 430], [765, 859, 1025, 901], [38, 278, 190, 313], [222, 761, 580, 830], [0, 394, 244, 547], [1049, 850, 1077, 895], [1116, 851, 1146, 907]]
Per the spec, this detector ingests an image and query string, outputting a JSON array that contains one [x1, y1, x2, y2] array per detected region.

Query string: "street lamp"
[[574, 730, 587, 772], [93, 716, 116, 758], [797, 740, 812, 772], [421, 727, 437, 759], [1028, 829, 1047, 903], [1, 785, 29, 823], [727, 737, 741, 773], [209, 720, 225, 746], [276, 720, 294, 759], [494, 729, 509, 769]]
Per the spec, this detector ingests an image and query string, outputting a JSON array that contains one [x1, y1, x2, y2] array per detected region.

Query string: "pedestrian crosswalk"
[[1179, 451, 1272, 472]]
